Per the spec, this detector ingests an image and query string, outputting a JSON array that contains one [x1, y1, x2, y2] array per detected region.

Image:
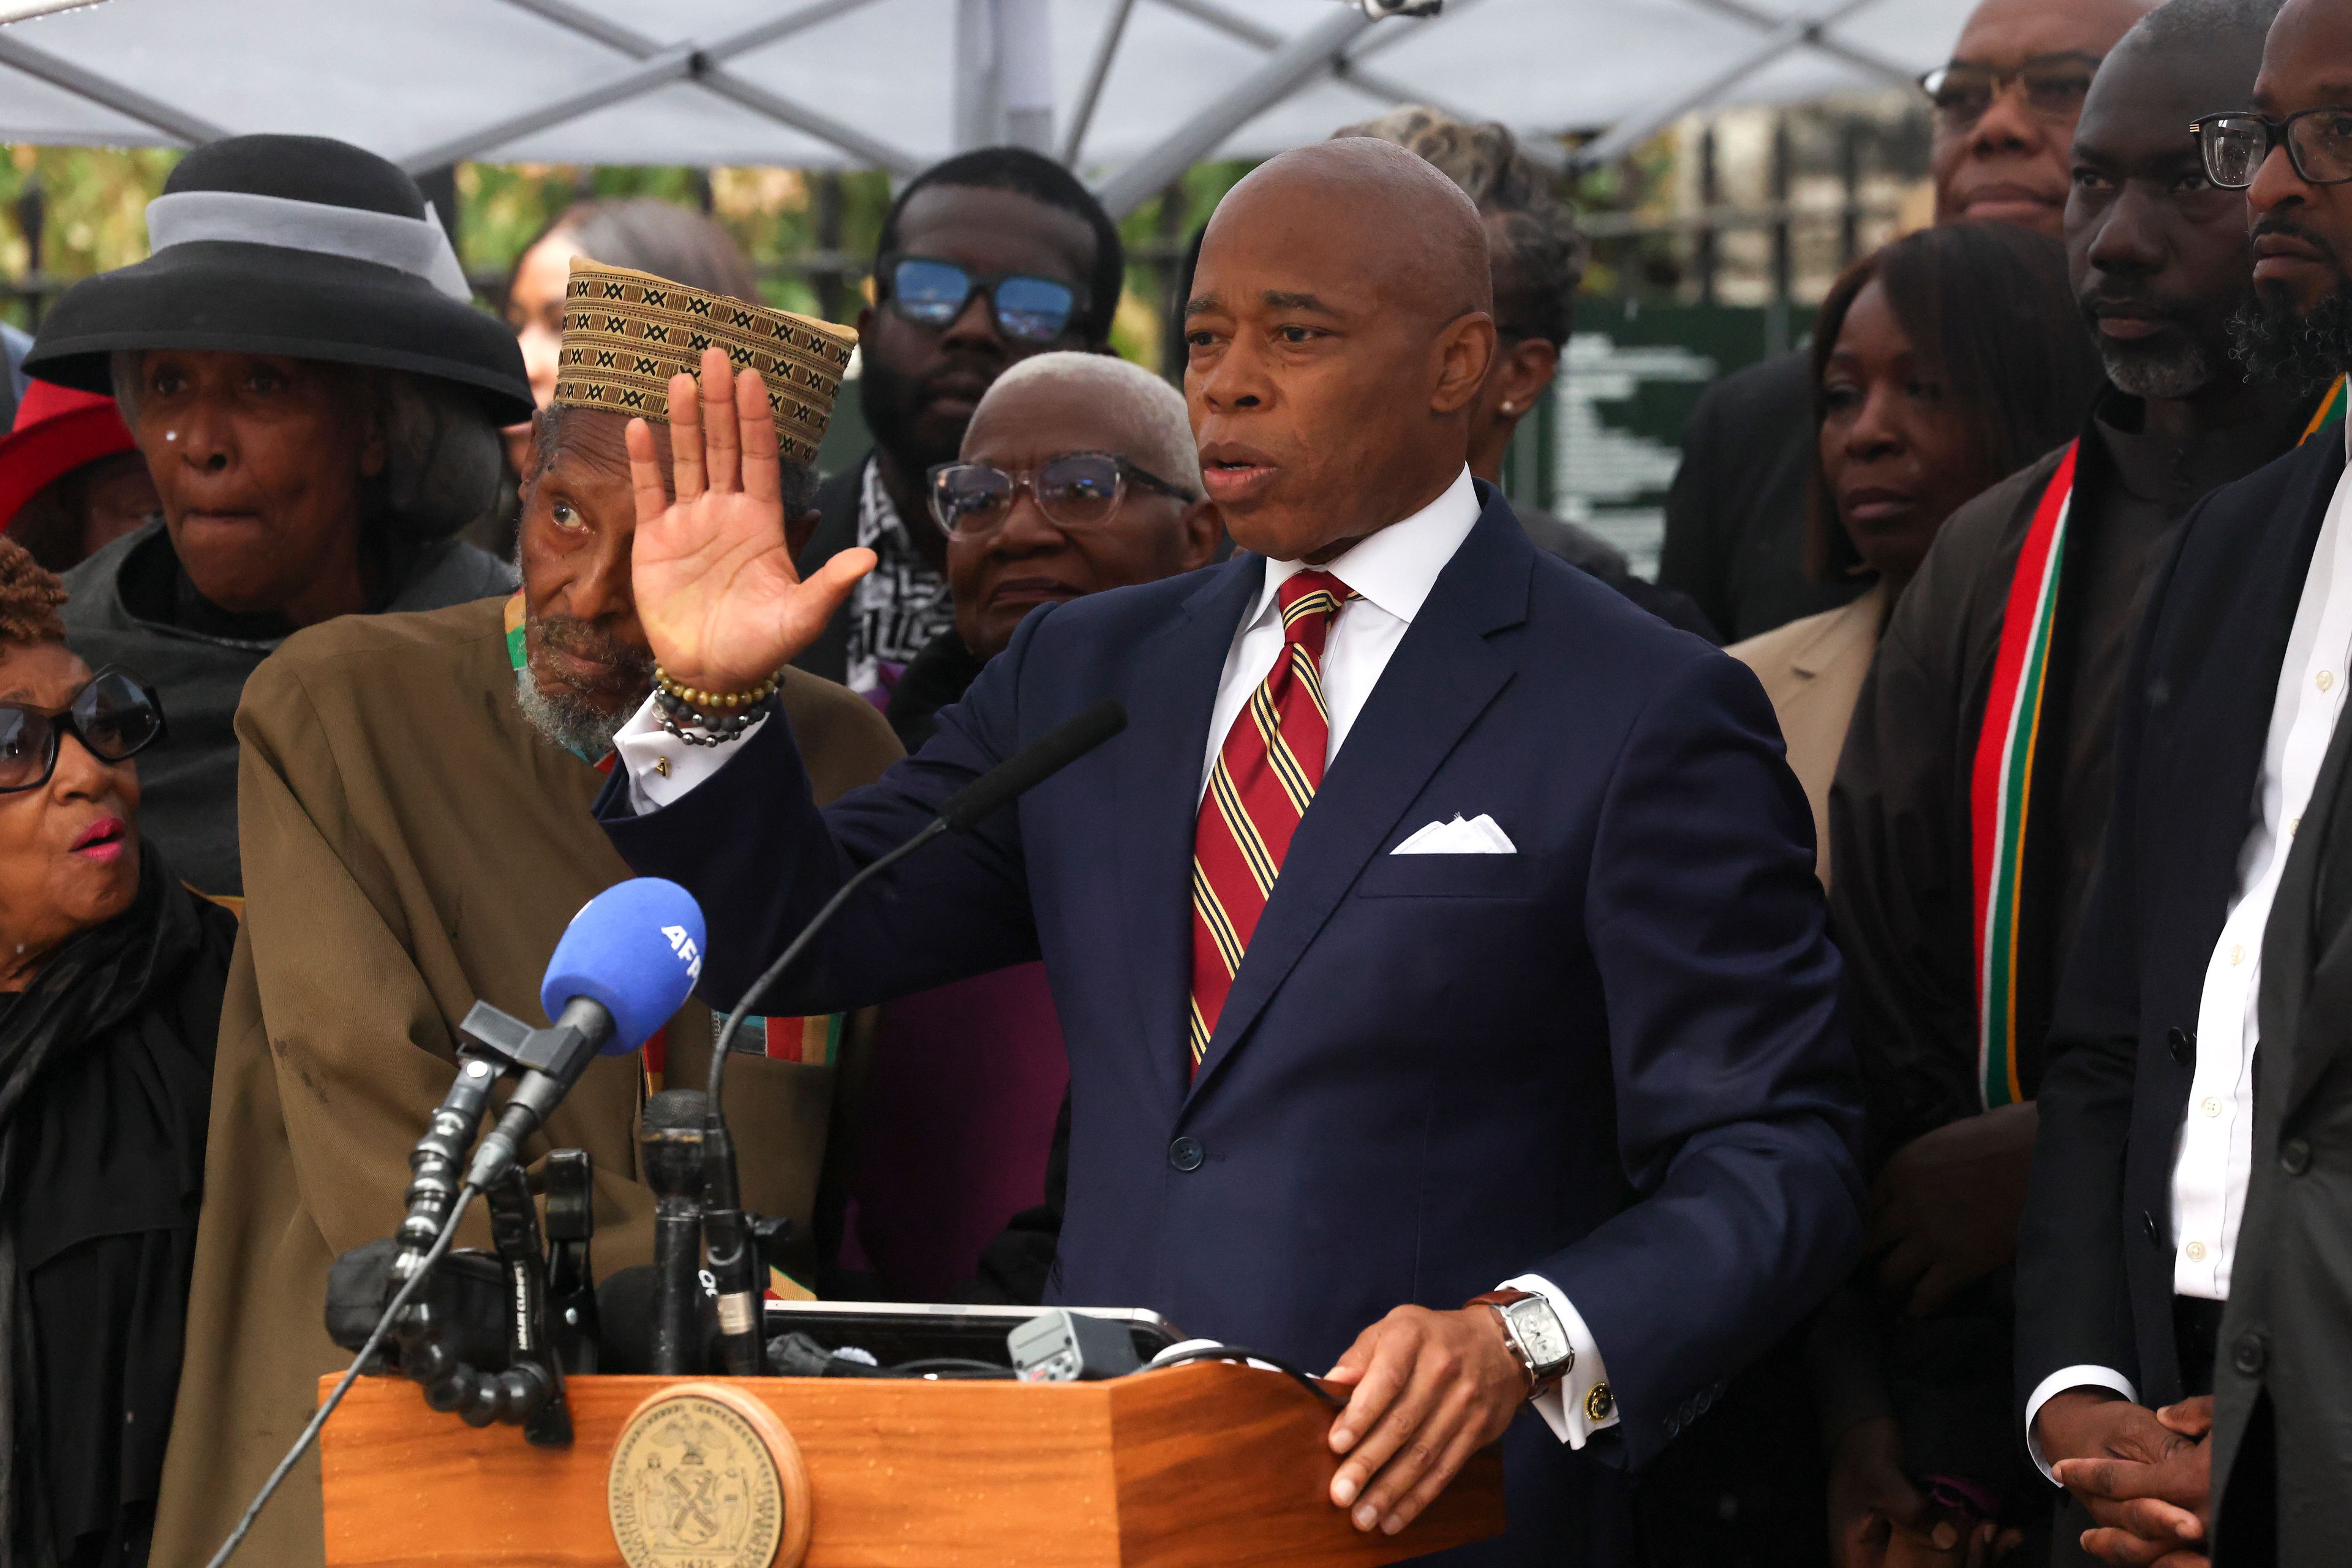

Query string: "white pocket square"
[[1391, 813, 1516, 855]]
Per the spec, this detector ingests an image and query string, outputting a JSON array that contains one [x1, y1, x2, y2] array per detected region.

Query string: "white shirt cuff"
[[611, 694, 767, 815], [2023, 1365, 2139, 1483], [1500, 1273, 1617, 1447]]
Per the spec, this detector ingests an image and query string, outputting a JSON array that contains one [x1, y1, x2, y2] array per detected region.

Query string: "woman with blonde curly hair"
[[0, 535, 234, 1566]]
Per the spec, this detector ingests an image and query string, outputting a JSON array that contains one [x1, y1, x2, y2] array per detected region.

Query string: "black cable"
[[707, 818, 947, 1099], [1147, 1344, 1345, 1409], [200, 1182, 482, 1568], [889, 1357, 1017, 1379]]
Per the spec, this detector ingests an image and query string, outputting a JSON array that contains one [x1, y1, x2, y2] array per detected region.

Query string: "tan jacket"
[[149, 597, 900, 1568], [1729, 580, 1887, 888]]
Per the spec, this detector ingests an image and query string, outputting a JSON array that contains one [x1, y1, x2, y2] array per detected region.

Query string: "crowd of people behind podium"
[[0, 0, 2347, 1561]]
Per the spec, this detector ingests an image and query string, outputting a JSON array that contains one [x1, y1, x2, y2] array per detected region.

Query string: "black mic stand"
[[386, 1000, 598, 1444]]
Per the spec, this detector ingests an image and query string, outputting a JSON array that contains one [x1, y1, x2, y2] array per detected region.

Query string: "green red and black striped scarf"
[[1968, 378, 2348, 1107]]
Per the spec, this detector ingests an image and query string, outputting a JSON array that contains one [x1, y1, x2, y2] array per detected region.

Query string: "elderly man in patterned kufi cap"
[[149, 262, 902, 1568]]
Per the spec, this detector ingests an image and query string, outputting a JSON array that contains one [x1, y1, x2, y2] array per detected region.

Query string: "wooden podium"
[[319, 1362, 1506, 1566]]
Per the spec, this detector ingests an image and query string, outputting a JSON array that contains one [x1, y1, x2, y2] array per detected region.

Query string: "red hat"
[[0, 379, 139, 533]]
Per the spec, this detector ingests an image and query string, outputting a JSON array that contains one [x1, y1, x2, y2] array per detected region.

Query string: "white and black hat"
[[24, 134, 531, 423]]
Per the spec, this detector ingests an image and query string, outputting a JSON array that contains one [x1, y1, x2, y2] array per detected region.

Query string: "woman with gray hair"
[[23, 135, 532, 895]]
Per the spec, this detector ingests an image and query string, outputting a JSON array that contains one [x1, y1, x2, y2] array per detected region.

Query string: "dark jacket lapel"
[[2150, 440, 2346, 1006], [1117, 556, 1267, 1110], [1185, 496, 1533, 1104]]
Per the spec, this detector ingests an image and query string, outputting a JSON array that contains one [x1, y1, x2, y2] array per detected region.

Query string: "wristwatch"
[[1466, 1288, 1574, 1400]]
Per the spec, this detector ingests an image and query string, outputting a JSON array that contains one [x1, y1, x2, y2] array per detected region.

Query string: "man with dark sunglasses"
[[790, 147, 1126, 701], [1660, 0, 2152, 650], [2013, 0, 2352, 1561]]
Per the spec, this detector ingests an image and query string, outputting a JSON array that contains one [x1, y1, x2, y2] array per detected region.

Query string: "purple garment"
[[842, 962, 1067, 1301]]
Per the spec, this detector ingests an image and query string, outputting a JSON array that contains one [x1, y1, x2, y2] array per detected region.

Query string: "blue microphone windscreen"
[[540, 878, 707, 1055]]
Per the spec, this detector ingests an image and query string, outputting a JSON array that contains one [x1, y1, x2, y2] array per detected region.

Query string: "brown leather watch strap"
[[1463, 1289, 1533, 1310]]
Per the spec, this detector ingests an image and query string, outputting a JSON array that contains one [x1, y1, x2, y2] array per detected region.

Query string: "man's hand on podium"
[[1322, 1305, 1525, 1537]]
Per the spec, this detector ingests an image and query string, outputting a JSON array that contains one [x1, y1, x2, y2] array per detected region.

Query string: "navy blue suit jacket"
[[600, 489, 1864, 1562]]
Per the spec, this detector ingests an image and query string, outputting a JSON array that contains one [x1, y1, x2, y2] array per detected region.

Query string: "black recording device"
[[541, 1149, 598, 1373]]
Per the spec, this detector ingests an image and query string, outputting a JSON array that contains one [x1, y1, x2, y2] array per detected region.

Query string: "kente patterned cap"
[[552, 258, 857, 466]]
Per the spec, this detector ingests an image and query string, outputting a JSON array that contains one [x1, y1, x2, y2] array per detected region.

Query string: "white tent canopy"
[[0, 0, 1967, 216]]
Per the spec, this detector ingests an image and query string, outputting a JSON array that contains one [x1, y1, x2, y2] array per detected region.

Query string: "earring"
[[1501, 401, 1517, 414]]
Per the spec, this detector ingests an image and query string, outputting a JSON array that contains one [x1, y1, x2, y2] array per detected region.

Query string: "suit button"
[[1168, 1137, 1205, 1173], [2233, 1333, 2267, 1376], [2143, 1211, 2162, 1246], [2168, 1027, 2195, 1066], [2283, 1139, 2313, 1175]]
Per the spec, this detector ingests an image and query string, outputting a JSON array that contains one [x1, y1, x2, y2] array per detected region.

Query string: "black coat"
[[1658, 350, 1863, 644], [2016, 434, 2348, 1506], [2213, 505, 2352, 1566]]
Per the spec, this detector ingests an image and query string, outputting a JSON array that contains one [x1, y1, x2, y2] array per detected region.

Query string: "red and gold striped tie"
[[1188, 571, 1353, 1074]]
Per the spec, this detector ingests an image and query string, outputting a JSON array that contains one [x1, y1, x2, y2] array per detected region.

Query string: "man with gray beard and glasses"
[[1820, 1, 2343, 1559], [148, 263, 899, 1568]]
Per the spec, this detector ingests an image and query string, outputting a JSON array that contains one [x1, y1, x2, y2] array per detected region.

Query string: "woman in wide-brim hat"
[[24, 133, 533, 897]]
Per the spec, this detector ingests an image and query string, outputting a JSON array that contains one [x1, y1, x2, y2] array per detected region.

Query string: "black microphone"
[[938, 699, 1128, 832], [639, 1089, 709, 1375]]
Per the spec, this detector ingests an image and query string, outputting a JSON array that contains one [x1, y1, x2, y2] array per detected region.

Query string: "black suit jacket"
[[1658, 349, 1863, 644], [2016, 435, 2346, 1450], [790, 459, 866, 687], [2212, 479, 2352, 1564]]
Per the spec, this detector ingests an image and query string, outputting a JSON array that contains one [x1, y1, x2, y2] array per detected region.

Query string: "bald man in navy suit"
[[597, 140, 1864, 1564]]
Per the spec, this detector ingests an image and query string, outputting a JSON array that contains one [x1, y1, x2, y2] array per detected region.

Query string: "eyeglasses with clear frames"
[[927, 452, 1198, 540], [1916, 53, 2101, 130]]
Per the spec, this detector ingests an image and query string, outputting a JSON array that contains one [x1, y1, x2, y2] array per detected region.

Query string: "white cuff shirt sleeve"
[[611, 694, 768, 816], [2023, 1365, 2139, 1483], [1499, 1273, 1617, 1448]]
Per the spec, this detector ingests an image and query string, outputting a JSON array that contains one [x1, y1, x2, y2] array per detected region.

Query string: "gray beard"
[[2101, 336, 2214, 402], [514, 665, 636, 760]]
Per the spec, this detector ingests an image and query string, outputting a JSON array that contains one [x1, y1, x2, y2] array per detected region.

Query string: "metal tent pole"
[[1092, 6, 1376, 221], [0, 32, 230, 145], [1061, 0, 1139, 165], [1570, 0, 1885, 171], [404, 0, 921, 175]]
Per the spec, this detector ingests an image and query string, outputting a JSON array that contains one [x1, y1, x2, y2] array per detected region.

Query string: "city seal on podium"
[[608, 1381, 813, 1568]]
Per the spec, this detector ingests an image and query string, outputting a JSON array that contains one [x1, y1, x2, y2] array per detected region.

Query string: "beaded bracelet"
[[652, 666, 782, 746]]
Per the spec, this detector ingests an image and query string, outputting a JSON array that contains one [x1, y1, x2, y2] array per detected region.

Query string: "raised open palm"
[[628, 346, 875, 693]]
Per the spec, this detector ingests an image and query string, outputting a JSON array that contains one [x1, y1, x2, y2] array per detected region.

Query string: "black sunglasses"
[[1917, 52, 2101, 129], [2192, 108, 2352, 190], [881, 255, 1087, 344], [0, 667, 166, 794], [927, 451, 1197, 540]]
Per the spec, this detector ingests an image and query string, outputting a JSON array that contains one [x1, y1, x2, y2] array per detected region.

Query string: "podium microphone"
[[699, 699, 1129, 1373], [465, 878, 708, 1191], [639, 1088, 709, 1374]]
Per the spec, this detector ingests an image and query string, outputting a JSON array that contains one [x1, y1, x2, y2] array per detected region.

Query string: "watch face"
[[1507, 1298, 1571, 1372]]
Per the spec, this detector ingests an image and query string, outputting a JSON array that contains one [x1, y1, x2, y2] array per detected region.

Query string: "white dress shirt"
[[618, 465, 1617, 1446], [2026, 420, 2352, 1478]]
